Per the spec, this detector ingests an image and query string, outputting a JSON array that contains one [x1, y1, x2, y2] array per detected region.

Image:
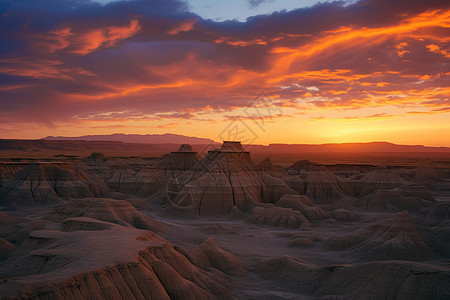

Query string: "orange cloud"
[[310, 113, 396, 122], [395, 42, 409, 57], [38, 20, 141, 54], [167, 20, 197, 35], [215, 36, 268, 46], [156, 122, 179, 129], [426, 44, 450, 58], [0, 58, 94, 79], [74, 20, 141, 54], [41, 27, 73, 53], [0, 84, 36, 91], [269, 9, 450, 74], [268, 69, 370, 85]]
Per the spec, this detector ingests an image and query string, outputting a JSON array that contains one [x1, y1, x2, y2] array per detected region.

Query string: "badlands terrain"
[[0, 140, 449, 299]]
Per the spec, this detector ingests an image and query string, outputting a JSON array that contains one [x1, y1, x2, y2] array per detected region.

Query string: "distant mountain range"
[[43, 133, 214, 145], [0, 135, 448, 154], [249, 142, 450, 153]]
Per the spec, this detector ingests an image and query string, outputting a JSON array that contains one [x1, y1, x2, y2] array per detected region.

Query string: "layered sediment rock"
[[325, 211, 435, 261], [83, 155, 167, 196], [276, 194, 331, 221], [0, 226, 241, 300], [0, 163, 109, 209], [255, 157, 286, 178], [358, 188, 435, 212], [165, 141, 298, 216], [248, 205, 311, 228], [256, 257, 450, 300], [158, 144, 199, 177], [103, 165, 166, 196], [0, 163, 27, 187], [46, 198, 165, 232], [420, 202, 450, 257], [356, 170, 405, 197], [414, 166, 440, 182], [0, 238, 15, 261], [284, 164, 353, 204]]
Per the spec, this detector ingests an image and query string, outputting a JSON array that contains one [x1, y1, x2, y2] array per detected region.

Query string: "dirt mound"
[[419, 202, 450, 257], [104, 166, 166, 196], [285, 165, 353, 204], [414, 166, 440, 182], [325, 211, 435, 261], [276, 194, 331, 221], [0, 212, 44, 244], [0, 163, 27, 188], [0, 225, 236, 299], [421, 202, 450, 227], [85, 152, 106, 161], [0, 163, 109, 209], [396, 184, 435, 202], [0, 212, 28, 237], [46, 198, 165, 232], [82, 156, 167, 196], [248, 206, 311, 229], [255, 157, 286, 177], [331, 209, 361, 221], [358, 189, 434, 212], [286, 160, 319, 174], [276, 194, 360, 222], [61, 217, 114, 232], [287, 238, 316, 247], [179, 237, 248, 276], [256, 257, 450, 299], [0, 237, 15, 261], [356, 170, 405, 196]]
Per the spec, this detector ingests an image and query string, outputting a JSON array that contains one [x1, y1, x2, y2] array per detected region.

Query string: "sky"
[[0, 0, 449, 146]]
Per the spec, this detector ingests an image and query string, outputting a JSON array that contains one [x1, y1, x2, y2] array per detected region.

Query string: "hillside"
[[43, 133, 214, 145]]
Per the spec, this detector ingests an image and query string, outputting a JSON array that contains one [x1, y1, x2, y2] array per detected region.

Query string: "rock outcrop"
[[356, 170, 405, 197], [256, 257, 450, 299], [46, 198, 165, 232], [82, 156, 167, 196], [0, 237, 15, 261], [358, 189, 434, 212], [103, 166, 166, 196], [248, 205, 311, 228], [164, 141, 298, 216], [255, 157, 286, 177], [331, 208, 361, 221], [286, 160, 319, 175], [419, 202, 450, 257], [60, 217, 114, 232], [325, 211, 435, 261], [0, 225, 240, 299], [414, 166, 440, 182], [421, 202, 450, 227], [0, 163, 27, 188], [0, 162, 109, 209], [178, 237, 248, 277], [276, 194, 331, 221], [284, 164, 353, 204], [0, 212, 44, 244], [158, 144, 199, 177]]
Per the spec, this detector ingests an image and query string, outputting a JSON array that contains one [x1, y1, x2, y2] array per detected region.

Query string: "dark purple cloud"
[[0, 0, 448, 128]]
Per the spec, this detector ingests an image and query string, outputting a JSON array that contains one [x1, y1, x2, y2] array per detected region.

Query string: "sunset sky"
[[0, 0, 449, 146]]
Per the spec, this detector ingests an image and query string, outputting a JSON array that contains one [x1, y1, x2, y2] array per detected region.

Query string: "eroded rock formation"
[[164, 141, 298, 216]]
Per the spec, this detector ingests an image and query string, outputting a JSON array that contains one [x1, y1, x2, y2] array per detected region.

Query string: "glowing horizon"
[[0, 0, 449, 147]]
